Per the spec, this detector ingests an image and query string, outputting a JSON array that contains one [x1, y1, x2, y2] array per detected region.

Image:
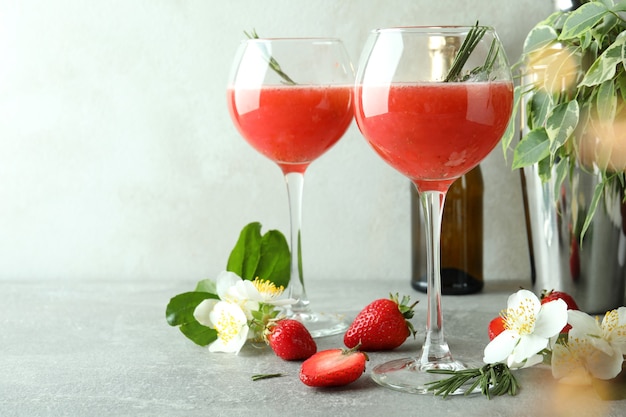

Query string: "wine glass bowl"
[[356, 26, 513, 192], [354, 26, 513, 393], [227, 37, 354, 337]]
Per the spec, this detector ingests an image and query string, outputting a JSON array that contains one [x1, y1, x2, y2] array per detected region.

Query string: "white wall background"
[[0, 0, 555, 283]]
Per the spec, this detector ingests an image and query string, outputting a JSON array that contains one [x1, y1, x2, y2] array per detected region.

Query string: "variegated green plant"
[[502, 0, 626, 237]]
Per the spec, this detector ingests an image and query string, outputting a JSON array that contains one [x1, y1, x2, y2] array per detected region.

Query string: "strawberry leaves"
[[227, 222, 291, 288]]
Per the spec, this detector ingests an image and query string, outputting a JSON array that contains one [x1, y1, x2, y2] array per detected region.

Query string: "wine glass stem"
[[418, 187, 453, 364], [284, 172, 309, 313]]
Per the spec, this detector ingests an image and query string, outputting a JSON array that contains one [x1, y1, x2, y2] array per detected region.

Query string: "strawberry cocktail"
[[227, 37, 354, 337], [354, 25, 513, 394], [228, 84, 352, 174]]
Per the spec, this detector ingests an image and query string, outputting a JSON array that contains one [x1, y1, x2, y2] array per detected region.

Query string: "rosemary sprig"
[[244, 29, 297, 85], [251, 373, 285, 381], [444, 21, 498, 82], [426, 363, 520, 399]]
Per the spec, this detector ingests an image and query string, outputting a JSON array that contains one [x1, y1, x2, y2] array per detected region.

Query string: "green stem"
[[244, 29, 297, 85]]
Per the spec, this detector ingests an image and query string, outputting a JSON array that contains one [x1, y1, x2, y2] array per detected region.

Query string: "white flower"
[[551, 308, 626, 384], [214, 271, 294, 320], [483, 289, 568, 369], [193, 299, 249, 354], [192, 271, 295, 353], [568, 307, 626, 357], [551, 336, 623, 385]]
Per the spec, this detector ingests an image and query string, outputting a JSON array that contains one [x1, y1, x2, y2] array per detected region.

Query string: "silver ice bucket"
[[521, 163, 626, 314]]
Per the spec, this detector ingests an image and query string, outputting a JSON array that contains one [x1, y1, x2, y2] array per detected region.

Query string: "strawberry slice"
[[299, 347, 368, 387]]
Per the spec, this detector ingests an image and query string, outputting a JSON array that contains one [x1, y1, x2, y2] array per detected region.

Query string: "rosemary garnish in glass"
[[426, 363, 520, 399], [244, 29, 297, 85], [444, 22, 498, 82]]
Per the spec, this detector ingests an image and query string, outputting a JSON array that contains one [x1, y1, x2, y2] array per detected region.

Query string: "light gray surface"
[[1, 278, 624, 417]]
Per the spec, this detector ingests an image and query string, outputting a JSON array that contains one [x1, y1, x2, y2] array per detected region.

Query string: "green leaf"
[[166, 291, 219, 346], [580, 180, 605, 240], [179, 320, 218, 346], [255, 230, 290, 288], [165, 291, 218, 326], [226, 221, 291, 286], [595, 79, 617, 122], [226, 222, 263, 280], [617, 72, 626, 100], [613, 1, 626, 12], [523, 25, 558, 54], [513, 129, 551, 169], [594, 9, 618, 37], [580, 31, 626, 86], [537, 155, 553, 181], [194, 279, 217, 293], [501, 84, 522, 158], [529, 89, 553, 129], [546, 100, 579, 153], [560, 2, 609, 40], [553, 158, 570, 199]]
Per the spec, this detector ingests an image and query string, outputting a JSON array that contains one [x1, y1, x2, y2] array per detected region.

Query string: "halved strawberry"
[[540, 289, 579, 333], [343, 293, 417, 351], [299, 347, 368, 387], [265, 319, 316, 361], [488, 316, 506, 340]]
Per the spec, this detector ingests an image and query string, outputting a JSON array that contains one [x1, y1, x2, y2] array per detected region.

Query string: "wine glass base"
[[286, 310, 350, 338], [371, 357, 480, 395]]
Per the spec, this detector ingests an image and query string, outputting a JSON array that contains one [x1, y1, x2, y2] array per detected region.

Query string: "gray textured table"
[[1, 277, 624, 417]]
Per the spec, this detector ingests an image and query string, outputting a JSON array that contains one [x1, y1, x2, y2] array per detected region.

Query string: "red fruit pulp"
[[355, 81, 513, 192], [227, 84, 353, 174], [299, 349, 367, 387]]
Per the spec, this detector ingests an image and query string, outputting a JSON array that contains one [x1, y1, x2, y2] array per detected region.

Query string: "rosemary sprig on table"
[[251, 373, 285, 381], [444, 22, 498, 82], [244, 29, 297, 85], [426, 363, 520, 399]]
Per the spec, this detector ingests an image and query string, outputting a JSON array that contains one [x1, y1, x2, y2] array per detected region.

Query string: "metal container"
[[521, 1, 626, 312], [521, 162, 626, 314]]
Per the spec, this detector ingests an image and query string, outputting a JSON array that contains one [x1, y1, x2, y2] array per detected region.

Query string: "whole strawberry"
[[541, 289, 579, 310], [299, 347, 368, 387], [344, 293, 417, 351], [541, 289, 579, 333], [487, 316, 506, 340], [265, 319, 316, 361]]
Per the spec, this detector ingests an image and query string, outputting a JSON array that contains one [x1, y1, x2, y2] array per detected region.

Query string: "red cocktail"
[[228, 84, 352, 174], [354, 26, 513, 393], [356, 82, 512, 191], [227, 38, 354, 337]]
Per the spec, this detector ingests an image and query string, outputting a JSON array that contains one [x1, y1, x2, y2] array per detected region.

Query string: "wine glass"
[[354, 26, 513, 393], [227, 37, 354, 337]]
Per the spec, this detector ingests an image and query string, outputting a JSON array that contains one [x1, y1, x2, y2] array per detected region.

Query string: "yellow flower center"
[[504, 297, 536, 336], [559, 336, 593, 370], [603, 309, 626, 340], [252, 278, 284, 299], [214, 309, 242, 344]]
